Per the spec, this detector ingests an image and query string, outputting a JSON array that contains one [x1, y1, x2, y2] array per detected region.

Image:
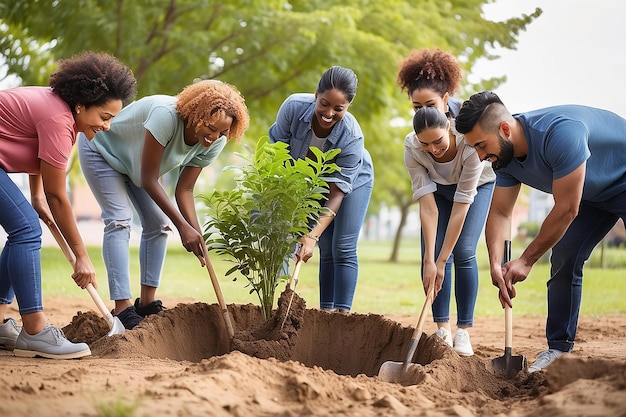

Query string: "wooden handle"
[[505, 304, 513, 349], [203, 246, 235, 338], [279, 259, 303, 330], [48, 224, 75, 265], [402, 282, 435, 369], [86, 283, 116, 326], [412, 284, 434, 340], [288, 259, 302, 290], [503, 240, 513, 348], [46, 223, 116, 327]]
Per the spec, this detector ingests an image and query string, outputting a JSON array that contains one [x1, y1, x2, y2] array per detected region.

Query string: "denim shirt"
[[269, 93, 374, 194]]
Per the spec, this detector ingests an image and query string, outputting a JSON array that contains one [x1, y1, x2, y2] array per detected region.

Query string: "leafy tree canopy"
[[0, 0, 541, 252]]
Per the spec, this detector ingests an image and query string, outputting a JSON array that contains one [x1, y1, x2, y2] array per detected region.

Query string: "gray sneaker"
[[14, 326, 91, 359], [0, 318, 21, 350], [528, 349, 566, 372]]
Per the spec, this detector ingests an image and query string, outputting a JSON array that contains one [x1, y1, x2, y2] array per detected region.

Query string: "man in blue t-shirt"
[[455, 90, 626, 373]]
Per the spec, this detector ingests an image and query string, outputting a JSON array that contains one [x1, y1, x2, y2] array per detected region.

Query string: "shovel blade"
[[106, 316, 126, 336], [378, 360, 422, 384], [492, 348, 527, 377]]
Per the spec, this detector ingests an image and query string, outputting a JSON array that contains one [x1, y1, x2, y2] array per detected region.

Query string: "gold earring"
[[76, 106, 80, 114]]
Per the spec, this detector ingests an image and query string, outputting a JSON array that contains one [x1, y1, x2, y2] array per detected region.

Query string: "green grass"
[[40, 239, 626, 317]]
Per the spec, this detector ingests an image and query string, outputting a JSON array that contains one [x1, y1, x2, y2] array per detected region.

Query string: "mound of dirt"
[[230, 287, 306, 360], [4, 300, 626, 417]]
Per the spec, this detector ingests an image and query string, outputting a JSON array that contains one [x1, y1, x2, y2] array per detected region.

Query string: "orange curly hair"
[[397, 48, 462, 98], [176, 80, 250, 142]]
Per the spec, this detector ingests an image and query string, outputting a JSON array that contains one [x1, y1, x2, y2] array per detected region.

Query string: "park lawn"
[[40, 239, 626, 318]]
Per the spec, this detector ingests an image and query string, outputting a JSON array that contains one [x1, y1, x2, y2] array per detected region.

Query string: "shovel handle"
[[279, 259, 303, 330], [202, 246, 235, 338], [503, 240, 513, 349], [505, 305, 513, 349], [411, 284, 435, 340], [402, 283, 435, 367], [287, 259, 302, 291], [46, 223, 116, 328]]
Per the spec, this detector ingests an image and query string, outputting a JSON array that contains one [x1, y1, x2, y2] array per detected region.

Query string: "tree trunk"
[[389, 201, 411, 263]]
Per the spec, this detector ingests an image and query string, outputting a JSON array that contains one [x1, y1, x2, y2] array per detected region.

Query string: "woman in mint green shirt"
[[78, 80, 249, 329]]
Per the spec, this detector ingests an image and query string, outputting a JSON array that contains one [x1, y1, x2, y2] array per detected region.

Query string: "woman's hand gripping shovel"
[[47, 223, 125, 336], [378, 280, 435, 383], [491, 240, 527, 377]]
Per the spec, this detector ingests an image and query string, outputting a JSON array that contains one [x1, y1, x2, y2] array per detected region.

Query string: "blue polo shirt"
[[496, 105, 626, 202]]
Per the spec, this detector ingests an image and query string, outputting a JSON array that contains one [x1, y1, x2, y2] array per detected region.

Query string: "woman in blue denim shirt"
[[269, 66, 374, 313]]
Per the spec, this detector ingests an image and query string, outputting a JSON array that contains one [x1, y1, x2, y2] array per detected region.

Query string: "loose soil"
[[1, 294, 625, 417]]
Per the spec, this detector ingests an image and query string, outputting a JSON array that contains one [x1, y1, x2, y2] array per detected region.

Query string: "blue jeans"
[[0, 168, 43, 314], [421, 181, 495, 326], [547, 194, 626, 352], [318, 180, 373, 311], [78, 135, 169, 301]]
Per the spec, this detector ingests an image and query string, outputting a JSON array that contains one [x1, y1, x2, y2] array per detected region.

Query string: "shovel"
[[279, 258, 302, 330], [378, 282, 435, 383], [47, 223, 125, 336], [491, 239, 527, 377], [201, 246, 235, 338]]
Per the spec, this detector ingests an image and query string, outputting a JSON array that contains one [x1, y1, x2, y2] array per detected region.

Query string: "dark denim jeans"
[[421, 181, 495, 326], [547, 194, 626, 352], [318, 180, 373, 311]]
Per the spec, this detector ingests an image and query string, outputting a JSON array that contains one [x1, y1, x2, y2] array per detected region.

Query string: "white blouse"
[[404, 121, 495, 204]]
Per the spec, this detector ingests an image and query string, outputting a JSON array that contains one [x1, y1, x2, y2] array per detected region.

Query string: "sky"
[[471, 0, 626, 118]]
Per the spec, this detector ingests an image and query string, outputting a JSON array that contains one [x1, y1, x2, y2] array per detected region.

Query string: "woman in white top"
[[405, 105, 495, 356]]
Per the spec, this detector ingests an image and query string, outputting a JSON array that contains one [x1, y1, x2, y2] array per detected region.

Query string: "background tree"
[[0, 0, 541, 260]]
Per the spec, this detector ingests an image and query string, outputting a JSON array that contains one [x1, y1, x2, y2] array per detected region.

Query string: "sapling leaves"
[[201, 137, 340, 319]]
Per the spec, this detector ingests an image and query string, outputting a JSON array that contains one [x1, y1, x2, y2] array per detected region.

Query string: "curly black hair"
[[397, 48, 462, 98], [49, 51, 137, 111]]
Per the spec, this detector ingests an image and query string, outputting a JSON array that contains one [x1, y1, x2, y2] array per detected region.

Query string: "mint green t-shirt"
[[92, 95, 226, 187]]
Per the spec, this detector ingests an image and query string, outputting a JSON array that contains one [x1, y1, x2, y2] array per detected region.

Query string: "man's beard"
[[492, 133, 514, 170]]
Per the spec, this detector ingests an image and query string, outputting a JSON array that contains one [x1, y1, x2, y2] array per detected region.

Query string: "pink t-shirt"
[[0, 86, 76, 174]]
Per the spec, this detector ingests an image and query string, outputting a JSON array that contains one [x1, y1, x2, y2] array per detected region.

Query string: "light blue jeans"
[[421, 181, 495, 326], [78, 134, 169, 301], [0, 168, 43, 314], [318, 180, 373, 311]]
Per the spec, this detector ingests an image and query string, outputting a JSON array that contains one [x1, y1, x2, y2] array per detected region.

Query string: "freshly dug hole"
[[63, 301, 543, 399], [64, 301, 446, 376]]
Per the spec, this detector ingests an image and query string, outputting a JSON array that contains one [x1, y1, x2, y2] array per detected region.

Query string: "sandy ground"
[[1, 295, 625, 417]]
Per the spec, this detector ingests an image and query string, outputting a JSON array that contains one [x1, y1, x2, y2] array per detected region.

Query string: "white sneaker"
[[435, 327, 453, 347], [528, 349, 566, 372], [453, 328, 474, 356], [0, 318, 21, 350], [14, 326, 91, 359]]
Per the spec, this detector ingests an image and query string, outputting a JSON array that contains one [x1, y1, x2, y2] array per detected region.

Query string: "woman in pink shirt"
[[0, 51, 136, 359]]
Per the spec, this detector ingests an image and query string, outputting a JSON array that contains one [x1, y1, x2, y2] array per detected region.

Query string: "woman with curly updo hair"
[[78, 80, 250, 329], [398, 49, 494, 357], [0, 51, 136, 359], [397, 48, 462, 116]]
